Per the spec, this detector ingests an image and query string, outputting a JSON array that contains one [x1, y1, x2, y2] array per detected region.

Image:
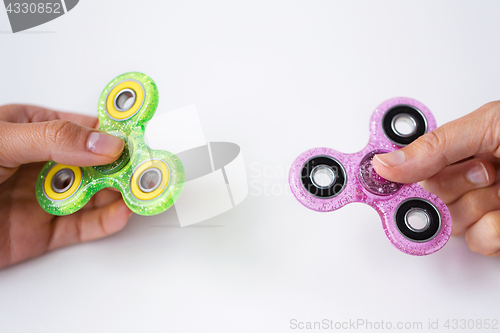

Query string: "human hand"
[[373, 101, 500, 256], [0, 104, 133, 268]]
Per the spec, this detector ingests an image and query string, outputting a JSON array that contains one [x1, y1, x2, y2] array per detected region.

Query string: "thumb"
[[0, 119, 124, 168], [372, 101, 500, 183]]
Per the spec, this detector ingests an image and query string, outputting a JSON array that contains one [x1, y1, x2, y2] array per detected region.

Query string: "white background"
[[1, 1, 500, 332]]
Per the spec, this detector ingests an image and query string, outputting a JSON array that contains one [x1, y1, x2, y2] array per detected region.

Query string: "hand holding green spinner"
[[36, 72, 185, 216]]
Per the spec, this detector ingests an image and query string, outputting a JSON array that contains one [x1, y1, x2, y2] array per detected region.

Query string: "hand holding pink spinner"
[[289, 98, 452, 255]]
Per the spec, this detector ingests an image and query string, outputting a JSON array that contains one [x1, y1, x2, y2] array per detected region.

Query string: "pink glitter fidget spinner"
[[289, 97, 452, 256]]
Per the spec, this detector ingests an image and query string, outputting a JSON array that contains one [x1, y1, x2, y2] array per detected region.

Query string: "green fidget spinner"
[[36, 72, 185, 216]]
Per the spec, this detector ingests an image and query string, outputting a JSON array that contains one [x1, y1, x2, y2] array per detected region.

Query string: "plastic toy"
[[288, 97, 452, 255], [36, 72, 185, 216]]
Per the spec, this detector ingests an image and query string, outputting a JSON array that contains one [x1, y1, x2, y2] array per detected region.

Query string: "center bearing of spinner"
[[301, 156, 346, 198], [93, 132, 131, 175], [382, 105, 427, 146], [358, 150, 403, 196], [395, 198, 441, 242]]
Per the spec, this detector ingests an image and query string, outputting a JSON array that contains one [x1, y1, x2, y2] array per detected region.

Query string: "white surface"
[[1, 1, 500, 332], [145, 105, 206, 154], [145, 106, 247, 226], [176, 169, 232, 227]]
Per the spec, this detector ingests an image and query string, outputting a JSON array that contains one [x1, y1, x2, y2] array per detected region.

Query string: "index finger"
[[0, 104, 98, 129]]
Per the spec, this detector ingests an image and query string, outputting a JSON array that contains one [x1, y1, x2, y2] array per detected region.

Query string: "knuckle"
[[420, 176, 450, 202], [465, 232, 480, 254], [464, 194, 483, 219], [75, 215, 84, 243], [428, 174, 448, 197], [465, 230, 491, 256], [474, 102, 500, 149], [481, 100, 500, 111], [484, 213, 500, 243], [467, 212, 500, 256], [98, 212, 107, 236], [413, 128, 448, 164], [44, 120, 81, 147]]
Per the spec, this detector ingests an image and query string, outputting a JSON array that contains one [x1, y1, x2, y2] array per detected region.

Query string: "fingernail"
[[86, 132, 124, 157], [374, 150, 405, 167], [466, 163, 489, 185]]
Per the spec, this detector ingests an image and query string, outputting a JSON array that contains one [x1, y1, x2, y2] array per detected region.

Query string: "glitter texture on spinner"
[[288, 97, 452, 256], [36, 72, 185, 216]]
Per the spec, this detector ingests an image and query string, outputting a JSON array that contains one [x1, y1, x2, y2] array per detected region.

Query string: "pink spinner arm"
[[288, 97, 452, 256]]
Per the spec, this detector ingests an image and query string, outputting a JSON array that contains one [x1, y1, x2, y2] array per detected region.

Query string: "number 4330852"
[[6, 2, 62, 14], [444, 319, 498, 330]]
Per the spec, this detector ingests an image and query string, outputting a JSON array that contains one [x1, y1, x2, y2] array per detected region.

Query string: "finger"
[[447, 183, 500, 235], [472, 153, 500, 167], [47, 199, 133, 250], [55, 111, 99, 129], [418, 159, 495, 204], [373, 100, 500, 183], [82, 189, 123, 210], [465, 210, 500, 256], [0, 119, 124, 168], [0, 104, 98, 128]]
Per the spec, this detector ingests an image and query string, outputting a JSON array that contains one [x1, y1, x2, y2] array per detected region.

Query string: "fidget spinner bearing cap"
[[36, 72, 185, 216], [289, 98, 452, 256]]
